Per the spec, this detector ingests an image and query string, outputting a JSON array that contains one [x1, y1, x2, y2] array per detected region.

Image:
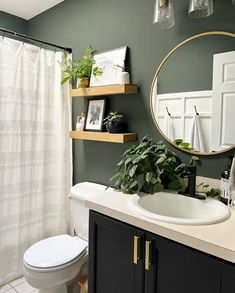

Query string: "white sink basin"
[[129, 192, 230, 225]]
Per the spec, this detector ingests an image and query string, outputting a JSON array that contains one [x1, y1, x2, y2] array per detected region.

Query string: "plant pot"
[[106, 119, 127, 133], [76, 77, 89, 88]]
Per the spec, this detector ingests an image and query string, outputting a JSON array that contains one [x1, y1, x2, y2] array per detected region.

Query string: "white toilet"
[[23, 182, 107, 293]]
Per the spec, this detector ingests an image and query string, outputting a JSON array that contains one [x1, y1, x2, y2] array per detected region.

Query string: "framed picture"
[[90, 46, 128, 87], [84, 98, 106, 131]]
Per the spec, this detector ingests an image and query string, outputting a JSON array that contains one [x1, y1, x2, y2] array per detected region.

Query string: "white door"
[[211, 50, 235, 151]]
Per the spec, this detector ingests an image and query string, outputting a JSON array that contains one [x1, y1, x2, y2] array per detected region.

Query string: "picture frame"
[[84, 98, 106, 132], [89, 46, 128, 87]]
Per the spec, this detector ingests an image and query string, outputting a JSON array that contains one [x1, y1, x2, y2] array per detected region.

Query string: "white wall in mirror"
[[154, 90, 212, 152]]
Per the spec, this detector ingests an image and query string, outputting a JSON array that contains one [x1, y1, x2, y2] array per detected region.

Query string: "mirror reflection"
[[151, 32, 235, 155]]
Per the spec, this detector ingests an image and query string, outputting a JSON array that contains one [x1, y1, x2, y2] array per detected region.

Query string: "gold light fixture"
[[160, 0, 169, 8], [153, 0, 175, 29], [153, 0, 235, 29]]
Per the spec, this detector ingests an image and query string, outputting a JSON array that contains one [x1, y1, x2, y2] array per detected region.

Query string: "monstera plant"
[[110, 136, 187, 194]]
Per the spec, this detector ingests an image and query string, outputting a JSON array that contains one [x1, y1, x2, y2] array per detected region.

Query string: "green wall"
[[0, 11, 27, 34], [158, 35, 235, 94], [3, 0, 235, 185]]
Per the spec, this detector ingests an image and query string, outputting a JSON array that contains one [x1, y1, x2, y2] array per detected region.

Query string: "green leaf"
[[129, 165, 138, 177], [197, 182, 204, 187], [206, 188, 220, 198], [117, 159, 123, 167], [146, 172, 153, 183], [129, 180, 138, 189], [156, 154, 166, 165], [61, 76, 71, 85], [137, 174, 145, 190], [125, 157, 132, 166], [175, 163, 186, 174], [168, 157, 176, 164], [109, 173, 120, 182], [151, 177, 157, 184], [191, 156, 200, 161], [190, 155, 200, 165], [180, 142, 190, 148], [174, 138, 183, 145], [203, 184, 209, 188], [153, 183, 164, 193]]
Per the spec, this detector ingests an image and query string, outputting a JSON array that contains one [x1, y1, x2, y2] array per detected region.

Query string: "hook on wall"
[[194, 105, 199, 116], [166, 107, 171, 116]]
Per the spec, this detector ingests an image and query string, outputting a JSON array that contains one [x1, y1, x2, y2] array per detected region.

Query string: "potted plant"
[[61, 45, 103, 88], [110, 136, 185, 194], [103, 111, 127, 133]]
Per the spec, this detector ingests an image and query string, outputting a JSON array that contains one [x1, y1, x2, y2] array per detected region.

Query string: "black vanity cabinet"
[[88, 210, 145, 293], [89, 210, 235, 293], [145, 232, 234, 293]]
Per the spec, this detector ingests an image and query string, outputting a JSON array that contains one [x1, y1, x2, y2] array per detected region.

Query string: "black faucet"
[[178, 165, 205, 200]]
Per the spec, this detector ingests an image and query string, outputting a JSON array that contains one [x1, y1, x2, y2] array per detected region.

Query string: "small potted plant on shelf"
[[103, 111, 127, 133], [60, 45, 103, 88]]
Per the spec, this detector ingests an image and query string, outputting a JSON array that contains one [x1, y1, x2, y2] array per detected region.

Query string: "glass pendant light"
[[153, 0, 175, 29], [188, 0, 213, 18]]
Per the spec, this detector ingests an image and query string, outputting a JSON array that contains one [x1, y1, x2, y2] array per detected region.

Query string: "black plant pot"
[[106, 119, 127, 133]]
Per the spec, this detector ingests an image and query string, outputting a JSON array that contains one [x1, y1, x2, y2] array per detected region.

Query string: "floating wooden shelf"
[[70, 84, 138, 97], [69, 131, 137, 143]]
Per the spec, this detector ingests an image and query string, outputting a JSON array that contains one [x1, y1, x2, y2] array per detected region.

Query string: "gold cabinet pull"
[[133, 236, 140, 264], [145, 241, 151, 271]]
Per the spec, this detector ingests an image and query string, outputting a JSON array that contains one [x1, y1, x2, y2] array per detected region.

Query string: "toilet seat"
[[24, 234, 87, 270]]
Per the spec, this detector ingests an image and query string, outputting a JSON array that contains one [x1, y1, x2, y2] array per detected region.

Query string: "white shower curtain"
[[0, 37, 72, 285]]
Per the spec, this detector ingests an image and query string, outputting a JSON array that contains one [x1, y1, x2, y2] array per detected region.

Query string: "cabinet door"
[[145, 232, 223, 293], [89, 211, 145, 293], [220, 261, 235, 293]]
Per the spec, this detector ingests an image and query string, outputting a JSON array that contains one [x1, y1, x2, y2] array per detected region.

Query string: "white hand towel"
[[189, 115, 205, 152], [165, 114, 175, 141]]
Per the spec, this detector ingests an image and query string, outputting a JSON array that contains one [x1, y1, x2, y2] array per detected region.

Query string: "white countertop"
[[85, 190, 235, 263]]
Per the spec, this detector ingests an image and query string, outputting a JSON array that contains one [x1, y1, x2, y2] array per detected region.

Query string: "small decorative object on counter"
[[76, 112, 86, 131], [103, 111, 127, 133], [229, 156, 235, 208], [220, 156, 233, 205]]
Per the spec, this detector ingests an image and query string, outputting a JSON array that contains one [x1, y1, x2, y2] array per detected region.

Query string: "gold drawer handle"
[[133, 236, 140, 264], [145, 241, 151, 271]]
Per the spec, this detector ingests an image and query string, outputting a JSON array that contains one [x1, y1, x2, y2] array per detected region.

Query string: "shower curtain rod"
[[0, 27, 72, 53]]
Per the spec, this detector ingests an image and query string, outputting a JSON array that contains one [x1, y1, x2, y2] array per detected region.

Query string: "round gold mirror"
[[150, 31, 235, 156]]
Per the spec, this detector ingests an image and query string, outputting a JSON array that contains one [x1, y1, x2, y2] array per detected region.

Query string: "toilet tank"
[[69, 182, 109, 241]]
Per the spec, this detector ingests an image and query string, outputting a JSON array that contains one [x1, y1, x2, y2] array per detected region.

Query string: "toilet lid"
[[24, 235, 87, 268]]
